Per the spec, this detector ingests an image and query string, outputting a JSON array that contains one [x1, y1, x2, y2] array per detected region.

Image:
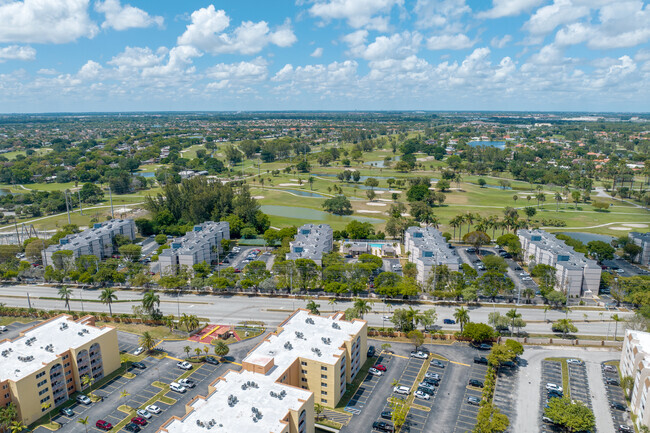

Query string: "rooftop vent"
[[311, 347, 322, 357], [284, 342, 293, 350], [295, 331, 305, 339], [59, 323, 68, 331], [251, 407, 262, 422], [25, 337, 36, 346], [17, 355, 34, 362], [321, 337, 331, 345], [227, 395, 238, 407], [305, 318, 314, 325], [332, 323, 340, 330]]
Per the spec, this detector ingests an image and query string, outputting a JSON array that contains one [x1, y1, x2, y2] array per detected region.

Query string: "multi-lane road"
[[0, 284, 631, 336]]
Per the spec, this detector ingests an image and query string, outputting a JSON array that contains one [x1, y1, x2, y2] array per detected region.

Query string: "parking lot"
[[602, 361, 632, 429], [568, 360, 591, 406], [453, 361, 487, 433], [539, 360, 563, 433], [493, 365, 518, 432], [0, 320, 38, 340]]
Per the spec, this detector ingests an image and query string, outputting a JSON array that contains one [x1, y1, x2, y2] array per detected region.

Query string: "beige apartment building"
[[155, 309, 367, 433], [0, 315, 120, 425], [621, 329, 650, 429]]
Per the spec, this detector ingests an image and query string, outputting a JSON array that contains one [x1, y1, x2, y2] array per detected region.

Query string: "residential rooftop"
[[243, 309, 365, 379], [162, 369, 310, 433], [160, 221, 229, 257], [0, 316, 113, 382], [286, 223, 333, 262], [405, 226, 461, 267], [518, 229, 599, 269]]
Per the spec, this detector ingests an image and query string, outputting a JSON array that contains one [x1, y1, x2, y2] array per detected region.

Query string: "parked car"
[[205, 356, 220, 365], [546, 383, 563, 393], [179, 378, 195, 388], [367, 346, 376, 357], [59, 407, 74, 417], [521, 276, 532, 281], [467, 396, 481, 405], [146, 405, 161, 414], [177, 361, 193, 370], [425, 372, 441, 380], [393, 386, 410, 395], [542, 416, 556, 424], [133, 346, 145, 356], [369, 368, 382, 377], [131, 417, 147, 426], [380, 410, 392, 420], [414, 390, 430, 400], [422, 377, 439, 387], [131, 362, 146, 370], [477, 343, 492, 350], [467, 247, 476, 253], [443, 319, 456, 325], [410, 351, 428, 359], [606, 377, 620, 386], [372, 421, 394, 432], [567, 359, 583, 365], [374, 364, 387, 372], [604, 365, 617, 373], [474, 356, 488, 365], [136, 409, 152, 419], [469, 379, 484, 388], [96, 420, 112, 431], [418, 384, 435, 395], [618, 425, 634, 432], [548, 389, 563, 398], [76, 395, 92, 405], [170, 382, 187, 393], [124, 423, 141, 433], [430, 359, 445, 368], [610, 402, 628, 411], [0, 326, 7, 332]]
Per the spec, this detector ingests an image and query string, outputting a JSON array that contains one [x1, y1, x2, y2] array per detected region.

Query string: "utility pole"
[[108, 186, 114, 219], [27, 292, 32, 309], [77, 190, 83, 216], [80, 289, 84, 313], [13, 217, 20, 245], [64, 191, 71, 224]]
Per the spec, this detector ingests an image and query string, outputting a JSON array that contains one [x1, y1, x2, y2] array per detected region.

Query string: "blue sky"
[[0, 0, 649, 112]]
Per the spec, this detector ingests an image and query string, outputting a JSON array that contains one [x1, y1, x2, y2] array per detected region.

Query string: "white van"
[[169, 382, 186, 393]]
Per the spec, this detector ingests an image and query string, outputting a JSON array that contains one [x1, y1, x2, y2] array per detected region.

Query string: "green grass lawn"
[[2, 148, 52, 160]]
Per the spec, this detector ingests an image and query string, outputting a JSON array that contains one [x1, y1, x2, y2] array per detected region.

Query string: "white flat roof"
[[629, 329, 650, 354], [243, 310, 364, 379], [163, 370, 310, 433], [0, 316, 113, 382]]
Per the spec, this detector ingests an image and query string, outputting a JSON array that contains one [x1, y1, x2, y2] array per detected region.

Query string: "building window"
[[321, 398, 327, 403], [39, 396, 50, 403], [37, 380, 47, 387], [64, 362, 70, 368], [301, 369, 307, 374], [3, 393, 8, 399], [321, 366, 327, 371], [322, 391, 328, 395], [38, 388, 49, 396], [301, 378, 307, 382], [321, 383, 327, 387], [301, 361, 307, 366], [62, 354, 68, 360], [36, 371, 46, 379], [321, 374, 327, 379]]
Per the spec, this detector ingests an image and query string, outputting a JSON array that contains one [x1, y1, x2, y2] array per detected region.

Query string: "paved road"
[[514, 346, 620, 433], [0, 284, 632, 336]]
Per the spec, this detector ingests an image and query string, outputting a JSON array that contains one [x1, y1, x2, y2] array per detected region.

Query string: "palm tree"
[[163, 315, 175, 332], [183, 345, 191, 359], [354, 298, 371, 319], [454, 307, 470, 332], [328, 298, 338, 309], [120, 390, 131, 410], [58, 286, 73, 312], [449, 216, 462, 241], [506, 308, 522, 335], [77, 417, 89, 433], [41, 402, 52, 425], [308, 176, 315, 191], [142, 290, 160, 314], [194, 347, 202, 358], [139, 331, 156, 353], [465, 212, 475, 234], [306, 299, 320, 315], [522, 288, 535, 304], [612, 314, 622, 341], [179, 314, 200, 332], [554, 192, 562, 212], [99, 288, 117, 316], [214, 341, 229, 359], [513, 195, 518, 206]]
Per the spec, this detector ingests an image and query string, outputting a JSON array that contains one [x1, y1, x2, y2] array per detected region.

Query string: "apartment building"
[[155, 310, 365, 433], [629, 232, 650, 266], [518, 229, 601, 297], [286, 224, 333, 266], [159, 369, 314, 433], [0, 315, 120, 425], [158, 221, 230, 275], [621, 330, 650, 429], [404, 226, 461, 286], [42, 219, 136, 269]]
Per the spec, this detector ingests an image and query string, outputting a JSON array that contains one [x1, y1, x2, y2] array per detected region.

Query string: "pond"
[[260, 205, 384, 224], [133, 172, 155, 178], [559, 232, 615, 244], [363, 155, 401, 167], [0, 189, 12, 196], [278, 189, 327, 198], [468, 141, 506, 149], [316, 173, 438, 183], [473, 183, 512, 190], [345, 184, 390, 191]]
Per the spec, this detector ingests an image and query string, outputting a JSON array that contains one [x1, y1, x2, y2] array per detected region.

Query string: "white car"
[[425, 372, 441, 380], [519, 272, 529, 277], [133, 347, 145, 356], [76, 395, 91, 405], [546, 383, 563, 393], [393, 386, 410, 395], [177, 361, 193, 370], [146, 405, 161, 414], [521, 276, 532, 281], [369, 368, 382, 377], [567, 359, 583, 365], [382, 316, 392, 320], [136, 409, 152, 419], [169, 382, 187, 393], [410, 351, 428, 359], [414, 390, 430, 400], [178, 378, 195, 388]]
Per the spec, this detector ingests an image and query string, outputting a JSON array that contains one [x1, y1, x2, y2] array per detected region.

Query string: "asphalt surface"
[[0, 285, 632, 337]]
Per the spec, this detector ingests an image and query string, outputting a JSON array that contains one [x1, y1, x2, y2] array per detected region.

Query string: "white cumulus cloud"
[[310, 47, 323, 57], [308, 0, 403, 31], [178, 6, 296, 55], [0, 45, 35, 62], [0, 0, 98, 44], [95, 0, 163, 31], [426, 33, 475, 50], [491, 34, 512, 48], [478, 0, 543, 19], [413, 0, 471, 30]]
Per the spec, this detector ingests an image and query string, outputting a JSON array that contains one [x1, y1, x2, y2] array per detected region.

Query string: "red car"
[[96, 420, 113, 431], [233, 268, 241, 273], [131, 417, 147, 426], [374, 364, 387, 372]]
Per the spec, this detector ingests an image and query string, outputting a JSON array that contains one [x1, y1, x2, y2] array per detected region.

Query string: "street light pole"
[[79, 290, 84, 313]]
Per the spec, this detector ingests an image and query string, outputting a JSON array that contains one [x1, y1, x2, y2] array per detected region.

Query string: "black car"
[[502, 360, 516, 368], [474, 356, 488, 364], [131, 362, 146, 369], [422, 377, 439, 387], [372, 421, 394, 432], [205, 356, 220, 365], [477, 343, 492, 350], [368, 346, 376, 357], [124, 423, 141, 433], [548, 390, 563, 398], [380, 410, 392, 420], [443, 319, 456, 325], [469, 379, 484, 388], [417, 386, 434, 396], [430, 359, 445, 368], [606, 377, 620, 386], [610, 402, 628, 411]]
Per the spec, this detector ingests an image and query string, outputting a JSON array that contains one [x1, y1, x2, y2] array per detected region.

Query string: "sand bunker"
[[253, 196, 265, 199], [278, 183, 302, 186], [623, 223, 649, 228], [366, 202, 387, 206], [610, 227, 632, 231], [357, 210, 381, 214]]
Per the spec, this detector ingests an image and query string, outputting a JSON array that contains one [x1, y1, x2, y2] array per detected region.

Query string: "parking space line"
[[449, 360, 470, 367], [165, 355, 183, 362]]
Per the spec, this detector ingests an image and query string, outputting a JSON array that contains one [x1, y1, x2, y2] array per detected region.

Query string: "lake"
[[260, 205, 384, 224], [468, 141, 506, 149], [278, 189, 327, 198], [133, 172, 155, 178], [560, 232, 615, 244], [364, 155, 401, 167]]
